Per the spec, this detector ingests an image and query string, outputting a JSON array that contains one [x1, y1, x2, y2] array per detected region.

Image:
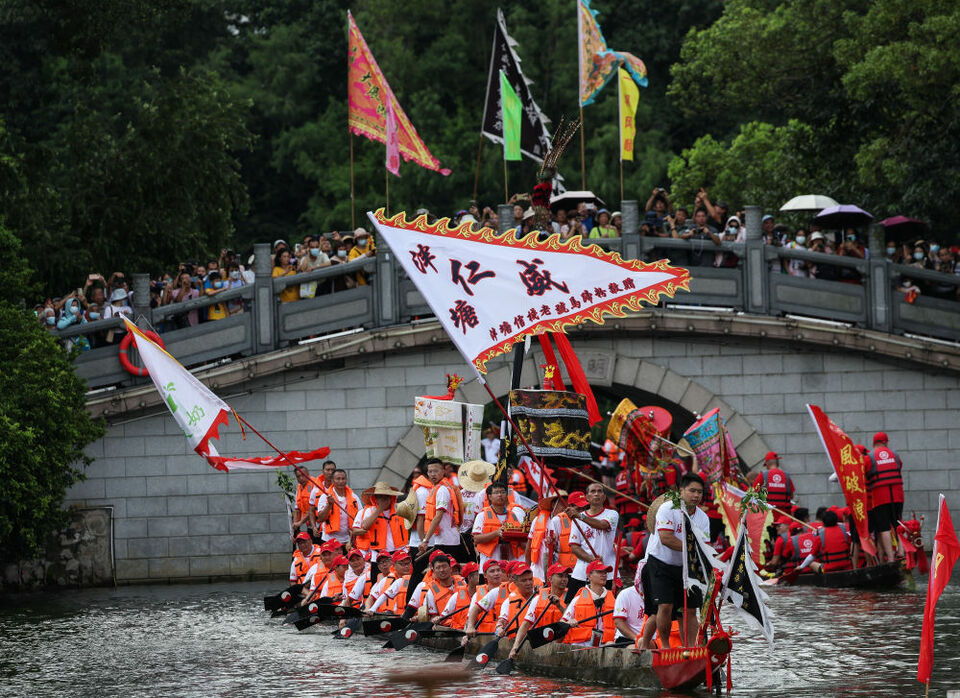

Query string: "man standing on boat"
[[866, 431, 905, 563], [566, 484, 619, 601], [315, 469, 362, 549], [643, 473, 710, 649], [753, 451, 795, 514]]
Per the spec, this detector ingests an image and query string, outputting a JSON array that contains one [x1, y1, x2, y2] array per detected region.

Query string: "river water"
[[1, 578, 958, 697]]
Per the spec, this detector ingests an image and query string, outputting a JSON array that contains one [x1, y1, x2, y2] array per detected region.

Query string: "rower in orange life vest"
[[343, 549, 372, 600], [298, 539, 340, 601], [508, 563, 571, 658], [561, 559, 616, 647], [754, 451, 795, 514], [565, 484, 619, 602], [867, 431, 905, 564], [437, 562, 480, 629], [314, 554, 350, 601], [289, 532, 322, 585], [812, 509, 852, 573], [472, 482, 527, 568], [351, 481, 408, 568], [315, 468, 362, 548], [463, 560, 508, 637], [407, 552, 465, 621], [465, 562, 536, 642], [298, 461, 336, 540], [366, 550, 414, 615], [356, 554, 395, 610]]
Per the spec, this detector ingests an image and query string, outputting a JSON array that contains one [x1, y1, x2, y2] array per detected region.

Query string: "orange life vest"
[[564, 587, 615, 645], [474, 506, 524, 558], [500, 591, 534, 636], [530, 588, 564, 627], [323, 486, 360, 537], [425, 481, 462, 530], [442, 586, 475, 629], [509, 469, 527, 493], [555, 514, 576, 568], [323, 572, 346, 598], [529, 510, 551, 564], [421, 578, 464, 616], [476, 584, 507, 633], [346, 574, 371, 608], [291, 545, 322, 583], [387, 575, 411, 614], [354, 504, 410, 551], [638, 616, 682, 649], [295, 483, 313, 519]]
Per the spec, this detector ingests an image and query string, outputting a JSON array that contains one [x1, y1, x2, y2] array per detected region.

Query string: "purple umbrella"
[[880, 215, 927, 241], [813, 205, 874, 229]]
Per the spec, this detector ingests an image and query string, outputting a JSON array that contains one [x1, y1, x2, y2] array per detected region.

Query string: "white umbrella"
[[779, 194, 839, 212]]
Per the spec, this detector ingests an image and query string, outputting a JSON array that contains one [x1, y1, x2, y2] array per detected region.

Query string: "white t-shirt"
[[369, 576, 408, 613], [646, 501, 710, 567], [317, 490, 360, 544], [567, 508, 620, 581], [471, 505, 527, 567], [481, 437, 501, 464], [613, 586, 645, 639], [459, 489, 484, 534], [426, 485, 460, 546], [408, 486, 431, 547], [361, 574, 394, 605], [406, 581, 428, 609]]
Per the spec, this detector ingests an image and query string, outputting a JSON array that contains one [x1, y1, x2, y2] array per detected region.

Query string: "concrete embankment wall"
[[64, 335, 960, 584]]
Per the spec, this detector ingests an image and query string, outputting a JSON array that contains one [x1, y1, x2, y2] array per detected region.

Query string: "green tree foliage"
[[0, 240, 104, 560], [667, 0, 960, 231]]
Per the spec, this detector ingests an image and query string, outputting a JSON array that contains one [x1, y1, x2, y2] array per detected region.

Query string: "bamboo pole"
[[503, 157, 508, 205], [579, 105, 586, 190], [385, 168, 389, 217], [472, 134, 484, 203], [560, 467, 649, 511], [349, 132, 356, 229]]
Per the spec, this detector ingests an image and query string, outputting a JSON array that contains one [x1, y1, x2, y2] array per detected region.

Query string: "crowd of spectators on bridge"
[[35, 186, 960, 351]]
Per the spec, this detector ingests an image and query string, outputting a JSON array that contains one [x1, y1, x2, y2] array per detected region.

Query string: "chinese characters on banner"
[[369, 209, 690, 375], [807, 404, 877, 556]]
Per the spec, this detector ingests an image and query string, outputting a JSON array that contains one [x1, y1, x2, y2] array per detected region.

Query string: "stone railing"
[[57, 203, 960, 390]]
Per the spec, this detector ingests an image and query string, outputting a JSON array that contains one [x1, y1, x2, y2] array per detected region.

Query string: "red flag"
[[917, 494, 960, 684], [806, 405, 876, 556], [715, 482, 772, 567]]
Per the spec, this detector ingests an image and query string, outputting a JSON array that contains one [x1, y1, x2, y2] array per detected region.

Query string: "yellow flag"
[[618, 67, 639, 161]]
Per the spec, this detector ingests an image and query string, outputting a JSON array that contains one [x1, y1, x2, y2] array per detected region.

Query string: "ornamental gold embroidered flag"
[[367, 209, 690, 375], [807, 404, 877, 556], [347, 11, 450, 176], [121, 318, 330, 472], [578, 0, 648, 107]]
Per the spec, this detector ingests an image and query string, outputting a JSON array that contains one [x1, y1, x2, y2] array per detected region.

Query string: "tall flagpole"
[[579, 105, 586, 190], [349, 132, 356, 229], [473, 134, 484, 203], [503, 157, 509, 205], [385, 168, 389, 217]]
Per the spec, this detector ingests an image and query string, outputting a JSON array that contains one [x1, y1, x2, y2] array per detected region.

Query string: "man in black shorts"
[[867, 432, 905, 563], [637, 473, 709, 649]]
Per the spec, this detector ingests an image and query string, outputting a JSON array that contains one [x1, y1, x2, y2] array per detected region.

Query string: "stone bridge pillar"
[[744, 204, 767, 314], [253, 242, 275, 353]]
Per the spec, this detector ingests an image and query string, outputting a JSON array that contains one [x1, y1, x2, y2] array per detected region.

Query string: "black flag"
[[721, 515, 774, 649], [681, 510, 720, 595], [481, 9, 553, 162]]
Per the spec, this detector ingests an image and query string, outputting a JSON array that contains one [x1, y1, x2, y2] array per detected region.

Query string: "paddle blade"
[[294, 613, 324, 632], [495, 658, 515, 675], [528, 622, 569, 649], [472, 638, 500, 667], [444, 646, 466, 663], [362, 616, 407, 636]]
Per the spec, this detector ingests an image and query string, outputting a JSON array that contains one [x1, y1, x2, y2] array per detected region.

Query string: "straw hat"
[[395, 489, 419, 530], [457, 460, 495, 493], [646, 494, 670, 534], [371, 481, 404, 497]]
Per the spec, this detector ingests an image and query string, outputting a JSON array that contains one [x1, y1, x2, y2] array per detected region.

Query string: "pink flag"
[[385, 99, 400, 176]]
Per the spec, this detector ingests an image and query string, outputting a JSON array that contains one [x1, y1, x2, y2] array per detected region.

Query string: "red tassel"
[[551, 332, 601, 425], [537, 335, 567, 390], [704, 655, 713, 689], [726, 652, 732, 692]]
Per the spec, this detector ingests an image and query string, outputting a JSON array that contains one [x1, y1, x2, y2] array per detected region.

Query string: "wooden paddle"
[[264, 583, 304, 611], [332, 616, 362, 639], [292, 602, 361, 632], [495, 596, 561, 674], [526, 609, 613, 649], [361, 615, 408, 636], [283, 596, 333, 625], [442, 604, 493, 662], [386, 601, 473, 651], [470, 592, 538, 669]]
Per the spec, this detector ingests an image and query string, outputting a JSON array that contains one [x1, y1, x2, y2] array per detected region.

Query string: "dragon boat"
[[783, 560, 904, 589]]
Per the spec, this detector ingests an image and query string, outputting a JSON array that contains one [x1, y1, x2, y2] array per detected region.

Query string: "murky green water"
[[1, 579, 958, 697]]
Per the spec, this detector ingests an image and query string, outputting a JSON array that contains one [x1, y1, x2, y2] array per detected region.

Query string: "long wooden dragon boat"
[[784, 560, 904, 589], [415, 632, 731, 691]]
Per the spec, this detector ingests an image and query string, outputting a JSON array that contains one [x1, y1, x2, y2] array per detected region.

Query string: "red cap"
[[789, 523, 804, 533], [295, 532, 311, 541], [774, 515, 791, 527], [568, 491, 588, 508], [873, 431, 888, 444], [482, 559, 500, 573], [347, 548, 366, 560], [429, 550, 451, 564], [764, 451, 779, 463], [855, 444, 869, 455], [320, 539, 341, 553], [513, 563, 532, 576], [332, 555, 349, 567], [547, 563, 572, 577], [392, 550, 411, 563], [839, 506, 851, 517], [586, 560, 612, 575], [461, 562, 480, 577], [497, 560, 511, 571]]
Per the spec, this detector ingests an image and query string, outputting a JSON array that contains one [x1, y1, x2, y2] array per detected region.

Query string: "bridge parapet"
[[59, 202, 960, 390]]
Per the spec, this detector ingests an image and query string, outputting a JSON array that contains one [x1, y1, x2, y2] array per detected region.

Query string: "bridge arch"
[[373, 352, 770, 489]]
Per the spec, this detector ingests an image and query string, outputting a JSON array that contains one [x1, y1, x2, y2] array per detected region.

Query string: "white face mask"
[[796, 235, 807, 245], [337, 250, 347, 258]]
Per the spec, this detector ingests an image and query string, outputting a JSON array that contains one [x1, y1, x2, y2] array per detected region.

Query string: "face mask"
[[230, 271, 240, 280], [45, 316, 56, 325], [846, 235, 857, 242], [914, 251, 924, 260], [190, 276, 198, 283], [357, 238, 368, 247], [310, 247, 320, 257], [796, 235, 806, 245], [728, 226, 739, 233], [930, 245, 940, 253], [337, 250, 347, 258], [886, 247, 896, 255], [213, 281, 224, 289], [89, 312, 100, 320]]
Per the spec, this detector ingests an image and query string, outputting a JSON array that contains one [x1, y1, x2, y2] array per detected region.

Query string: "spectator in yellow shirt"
[[272, 248, 299, 303], [348, 228, 376, 286]]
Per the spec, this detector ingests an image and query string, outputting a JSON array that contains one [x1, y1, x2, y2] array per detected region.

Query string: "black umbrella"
[[880, 215, 927, 242]]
